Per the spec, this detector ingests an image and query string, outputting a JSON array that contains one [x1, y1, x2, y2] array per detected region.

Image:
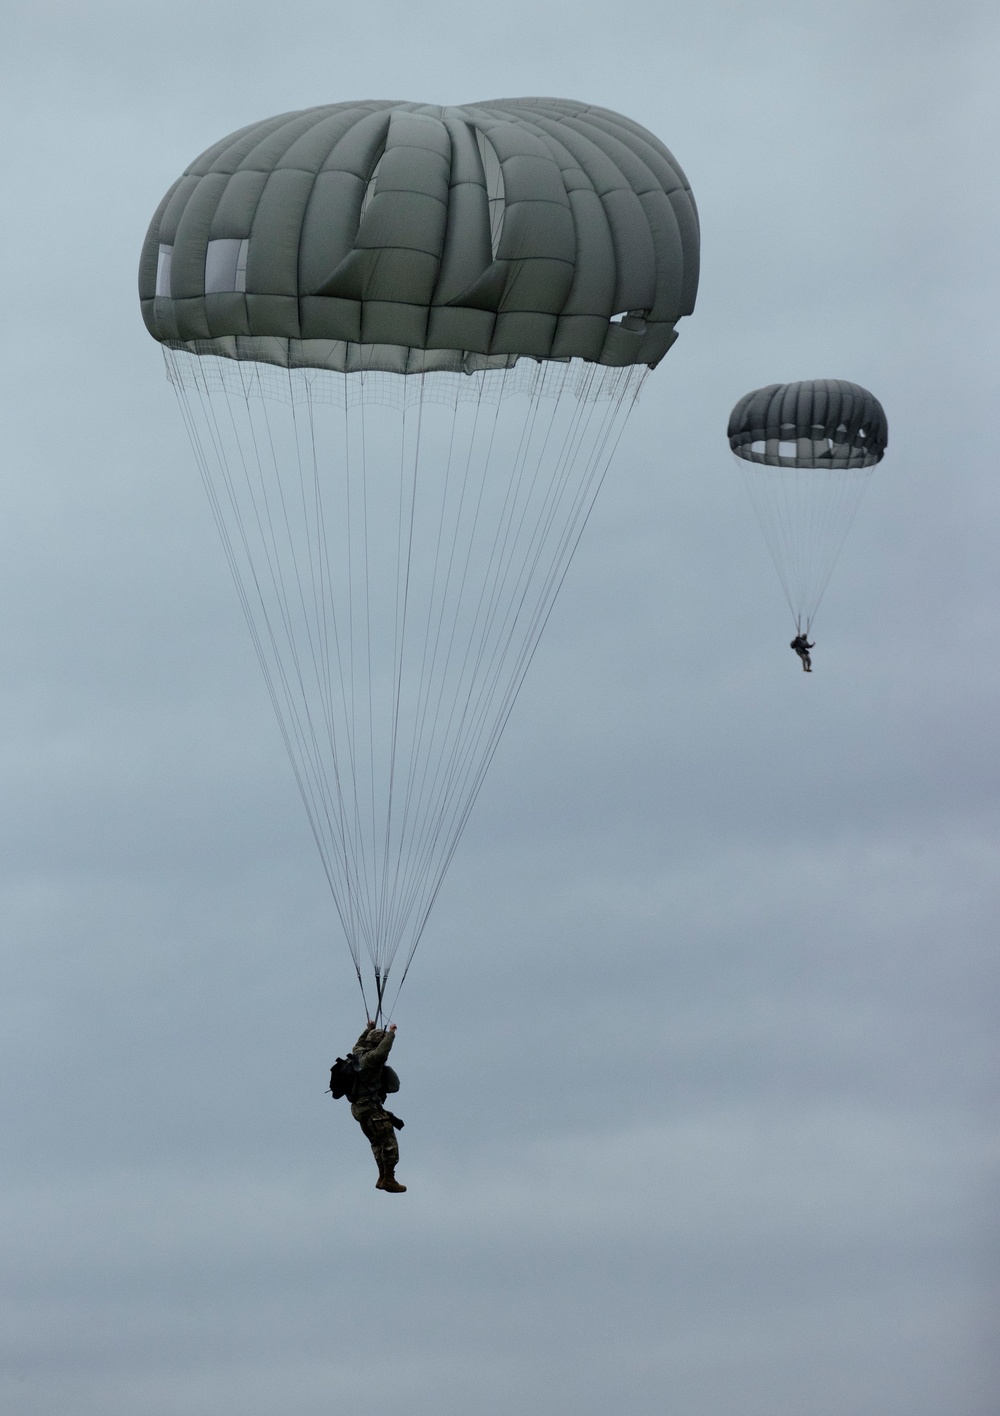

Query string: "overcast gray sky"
[[1, 3, 998, 1413]]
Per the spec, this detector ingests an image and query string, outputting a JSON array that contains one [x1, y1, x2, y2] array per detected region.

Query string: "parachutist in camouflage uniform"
[[351, 1022, 406, 1193], [790, 633, 814, 671]]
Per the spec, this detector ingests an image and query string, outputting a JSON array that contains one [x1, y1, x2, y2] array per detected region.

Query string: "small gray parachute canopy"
[[727, 380, 888, 633], [140, 98, 699, 374], [728, 380, 888, 470]]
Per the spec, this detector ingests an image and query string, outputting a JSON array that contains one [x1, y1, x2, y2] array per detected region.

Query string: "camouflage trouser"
[[351, 1101, 399, 1174]]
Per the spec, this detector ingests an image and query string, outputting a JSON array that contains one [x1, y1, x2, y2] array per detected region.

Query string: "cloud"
[[0, 2, 997, 1412]]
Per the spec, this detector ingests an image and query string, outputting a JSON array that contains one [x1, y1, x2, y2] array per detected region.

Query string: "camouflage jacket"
[[350, 1025, 395, 1110]]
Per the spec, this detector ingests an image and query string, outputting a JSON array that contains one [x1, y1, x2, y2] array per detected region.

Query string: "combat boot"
[[380, 1170, 407, 1193]]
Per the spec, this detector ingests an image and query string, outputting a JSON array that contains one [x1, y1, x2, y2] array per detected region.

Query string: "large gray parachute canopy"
[[728, 380, 888, 470], [139, 98, 699, 374]]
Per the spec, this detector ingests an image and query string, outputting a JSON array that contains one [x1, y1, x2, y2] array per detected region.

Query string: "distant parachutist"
[[727, 380, 889, 646], [790, 633, 814, 672]]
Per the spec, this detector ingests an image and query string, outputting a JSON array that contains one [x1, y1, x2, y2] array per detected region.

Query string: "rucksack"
[[327, 1055, 357, 1101]]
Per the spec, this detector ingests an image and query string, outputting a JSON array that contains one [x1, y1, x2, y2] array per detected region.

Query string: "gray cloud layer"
[[1, 2, 997, 1413]]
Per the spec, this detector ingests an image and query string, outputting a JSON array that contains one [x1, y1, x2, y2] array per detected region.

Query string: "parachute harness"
[[168, 349, 645, 1013]]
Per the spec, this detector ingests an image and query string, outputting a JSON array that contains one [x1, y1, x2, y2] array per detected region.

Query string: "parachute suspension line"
[[387, 374, 566, 970], [304, 381, 358, 945], [800, 465, 872, 633], [236, 368, 357, 915], [230, 367, 345, 904], [169, 355, 376, 1016], [381, 403, 530, 966], [380, 376, 503, 973], [372, 376, 499, 976], [293, 375, 372, 978], [388, 364, 646, 1009], [315, 368, 373, 973], [389, 366, 641, 1009], [381, 377, 475, 962], [258, 369, 356, 914], [739, 461, 801, 627], [172, 354, 340, 989], [385, 374, 451, 974], [376, 373, 426, 985], [357, 371, 375, 959], [386, 380, 543, 958], [406, 378, 578, 887], [182, 356, 369, 978], [736, 457, 873, 633], [373, 967, 387, 1027], [342, 369, 379, 969], [167, 351, 646, 1011], [249, 369, 380, 984], [171, 360, 331, 891], [347, 364, 389, 984]]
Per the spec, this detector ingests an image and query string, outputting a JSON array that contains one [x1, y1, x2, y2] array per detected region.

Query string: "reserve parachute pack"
[[328, 1056, 357, 1101], [327, 1056, 400, 1102]]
